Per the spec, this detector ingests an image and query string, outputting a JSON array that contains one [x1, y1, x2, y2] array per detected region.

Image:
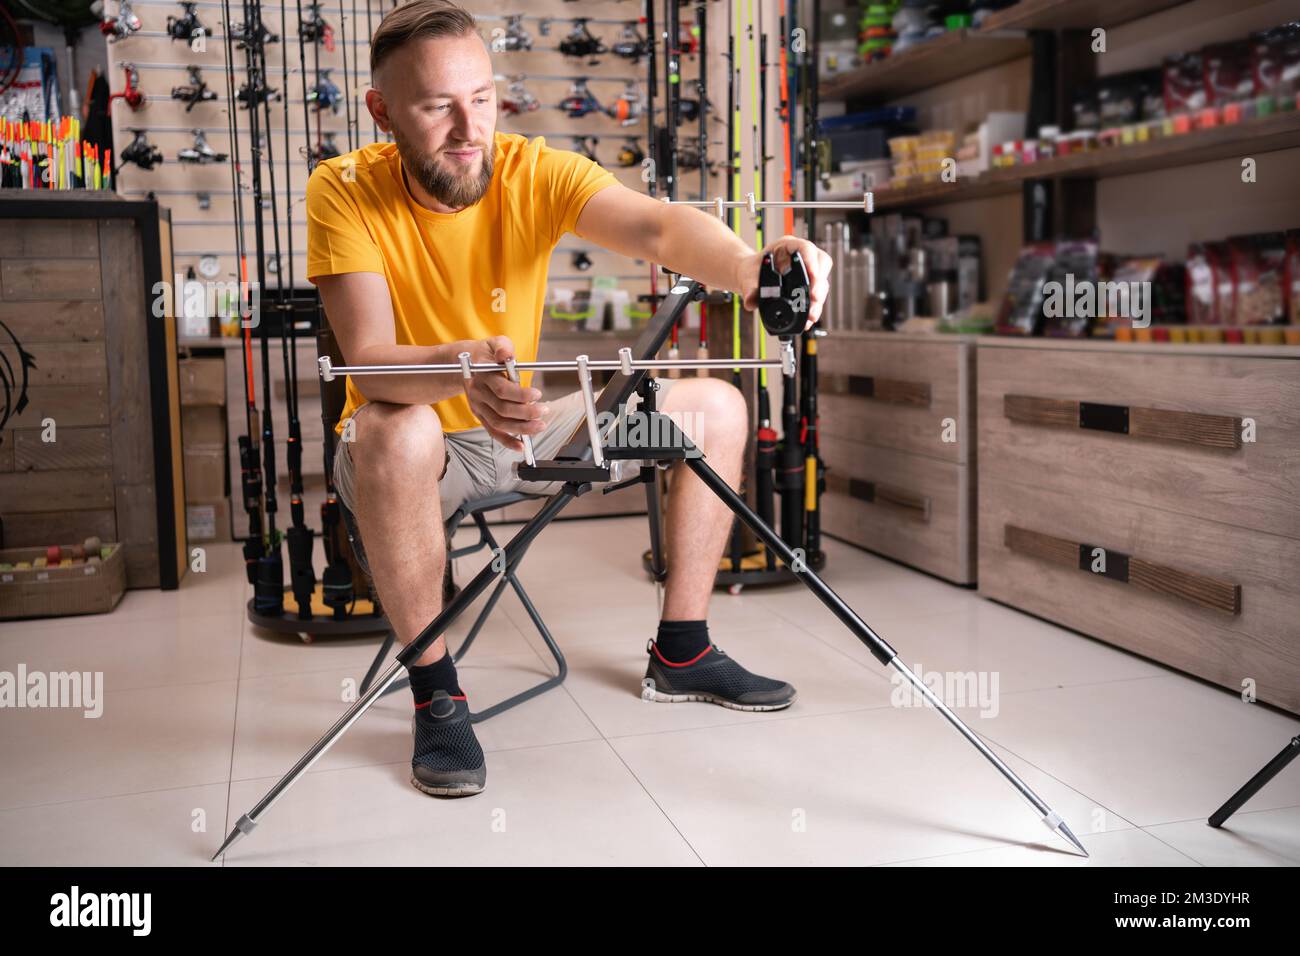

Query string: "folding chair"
[[317, 325, 566, 724]]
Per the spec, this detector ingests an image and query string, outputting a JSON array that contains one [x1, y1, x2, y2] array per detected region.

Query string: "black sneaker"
[[641, 641, 797, 711], [410, 690, 487, 797]]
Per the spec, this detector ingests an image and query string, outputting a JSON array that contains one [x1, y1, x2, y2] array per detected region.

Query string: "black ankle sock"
[[407, 654, 462, 707], [655, 619, 710, 663]]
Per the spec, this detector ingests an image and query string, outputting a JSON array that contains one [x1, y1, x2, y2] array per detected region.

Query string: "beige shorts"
[[334, 377, 679, 575]]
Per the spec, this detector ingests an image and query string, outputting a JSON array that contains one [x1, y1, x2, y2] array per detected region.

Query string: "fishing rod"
[[241, 0, 286, 616], [222, 0, 265, 590], [271, 0, 316, 619], [726, 0, 744, 575], [802, 0, 825, 567], [297, 0, 356, 618], [754, 14, 777, 571], [664, 0, 681, 376], [695, 0, 709, 376], [776, 0, 804, 559]]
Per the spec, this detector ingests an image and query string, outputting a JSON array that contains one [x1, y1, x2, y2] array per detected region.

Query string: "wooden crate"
[[0, 542, 127, 619]]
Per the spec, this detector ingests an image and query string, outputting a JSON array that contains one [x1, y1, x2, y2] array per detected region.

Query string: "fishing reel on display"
[[559, 79, 602, 118], [676, 97, 702, 124], [491, 14, 532, 53], [558, 19, 606, 64], [166, 2, 211, 44], [238, 78, 281, 110], [307, 70, 341, 114], [611, 20, 650, 63], [96, 0, 141, 43], [120, 129, 163, 170], [299, 2, 335, 51], [606, 81, 644, 127], [110, 62, 145, 111], [231, 17, 279, 51], [310, 132, 341, 163], [171, 66, 218, 112], [615, 140, 644, 168], [499, 77, 539, 116], [676, 136, 704, 170], [570, 136, 598, 163], [178, 128, 228, 164]]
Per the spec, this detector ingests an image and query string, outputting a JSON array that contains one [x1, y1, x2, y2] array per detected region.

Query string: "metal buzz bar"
[[662, 191, 875, 220]]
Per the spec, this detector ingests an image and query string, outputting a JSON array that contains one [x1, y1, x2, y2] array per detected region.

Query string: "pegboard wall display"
[[100, 0, 756, 325]]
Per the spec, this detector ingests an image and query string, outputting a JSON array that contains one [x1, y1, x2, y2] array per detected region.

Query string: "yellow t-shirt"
[[306, 131, 618, 434]]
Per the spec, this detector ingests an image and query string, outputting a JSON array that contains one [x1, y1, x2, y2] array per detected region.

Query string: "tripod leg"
[[210, 659, 406, 861], [213, 484, 581, 859], [1208, 734, 1300, 828], [684, 453, 1090, 857]]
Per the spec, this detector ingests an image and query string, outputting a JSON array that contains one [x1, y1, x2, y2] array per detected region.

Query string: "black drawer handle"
[[827, 472, 931, 522], [1004, 524, 1241, 615], [1005, 395, 1241, 450], [824, 373, 931, 408]]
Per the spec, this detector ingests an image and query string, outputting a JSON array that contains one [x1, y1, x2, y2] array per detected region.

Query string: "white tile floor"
[[1, 515, 1297, 866]]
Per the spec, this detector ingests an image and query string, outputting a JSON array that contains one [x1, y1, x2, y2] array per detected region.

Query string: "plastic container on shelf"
[[1021, 139, 1039, 163]]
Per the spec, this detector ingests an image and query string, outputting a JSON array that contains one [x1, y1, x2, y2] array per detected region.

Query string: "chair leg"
[[455, 512, 568, 724]]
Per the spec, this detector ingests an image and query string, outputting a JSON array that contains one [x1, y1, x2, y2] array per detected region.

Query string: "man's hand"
[[462, 335, 548, 452], [739, 236, 832, 331]]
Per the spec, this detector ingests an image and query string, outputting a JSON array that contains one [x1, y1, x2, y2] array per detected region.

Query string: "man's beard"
[[392, 124, 494, 209]]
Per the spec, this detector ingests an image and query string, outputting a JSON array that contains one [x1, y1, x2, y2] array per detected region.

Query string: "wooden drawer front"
[[821, 433, 974, 584], [980, 478, 1300, 715], [980, 347, 1300, 539], [819, 337, 971, 464]]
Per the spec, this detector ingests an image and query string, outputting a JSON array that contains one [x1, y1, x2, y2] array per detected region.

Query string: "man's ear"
[[365, 88, 390, 133]]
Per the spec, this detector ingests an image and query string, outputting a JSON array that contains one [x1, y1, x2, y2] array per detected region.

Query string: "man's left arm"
[[573, 183, 831, 328]]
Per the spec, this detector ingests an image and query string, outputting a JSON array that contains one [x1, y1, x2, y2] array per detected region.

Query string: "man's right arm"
[[316, 271, 547, 449], [315, 271, 477, 406]]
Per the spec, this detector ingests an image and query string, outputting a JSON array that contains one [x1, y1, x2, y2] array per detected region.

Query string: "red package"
[[1251, 28, 1283, 95], [1231, 234, 1287, 326], [1164, 52, 1206, 114], [1203, 41, 1254, 105]]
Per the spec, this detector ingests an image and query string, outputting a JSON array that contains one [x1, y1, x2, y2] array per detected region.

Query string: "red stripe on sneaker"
[[414, 700, 430, 710], [651, 642, 712, 667]]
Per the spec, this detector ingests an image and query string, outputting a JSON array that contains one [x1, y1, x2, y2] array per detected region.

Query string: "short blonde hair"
[[370, 1, 479, 76]]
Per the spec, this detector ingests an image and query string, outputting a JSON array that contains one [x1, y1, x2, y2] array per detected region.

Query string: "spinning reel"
[[171, 66, 218, 112], [110, 62, 145, 111], [499, 76, 539, 116], [559, 18, 606, 64], [611, 20, 651, 63], [616, 141, 645, 168], [310, 132, 341, 163], [676, 136, 704, 170], [491, 14, 532, 53], [307, 70, 341, 114], [676, 97, 702, 124], [559, 79, 602, 118], [120, 129, 164, 170], [299, 2, 335, 51], [178, 128, 228, 164], [238, 77, 281, 109], [606, 81, 644, 127], [166, 2, 210, 44], [575, 136, 600, 162], [231, 17, 279, 50], [96, 0, 141, 43]]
